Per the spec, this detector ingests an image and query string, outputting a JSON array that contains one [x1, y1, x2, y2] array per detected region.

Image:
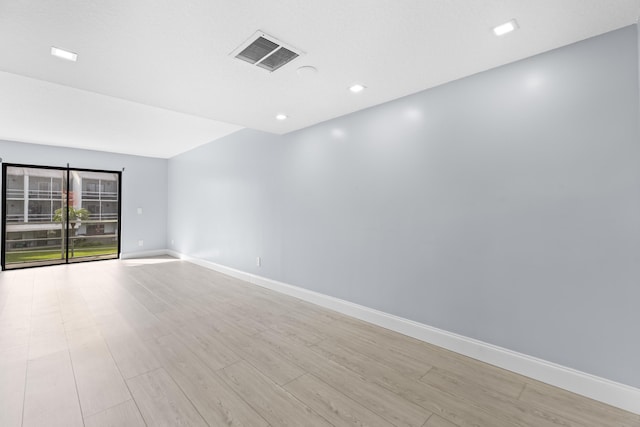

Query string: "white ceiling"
[[0, 0, 638, 158], [0, 71, 241, 158]]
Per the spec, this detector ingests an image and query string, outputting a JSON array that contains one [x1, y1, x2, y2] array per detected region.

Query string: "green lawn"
[[6, 246, 118, 264]]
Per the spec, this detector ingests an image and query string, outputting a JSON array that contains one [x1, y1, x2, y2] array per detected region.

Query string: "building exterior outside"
[[4, 166, 119, 266]]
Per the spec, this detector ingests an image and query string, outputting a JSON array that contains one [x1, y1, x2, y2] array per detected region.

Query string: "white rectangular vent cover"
[[231, 31, 303, 72]]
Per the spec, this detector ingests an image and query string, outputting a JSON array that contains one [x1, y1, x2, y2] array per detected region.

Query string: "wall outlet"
[[137, 207, 143, 215], [138, 240, 144, 247], [256, 256, 261, 267], [171, 239, 174, 246]]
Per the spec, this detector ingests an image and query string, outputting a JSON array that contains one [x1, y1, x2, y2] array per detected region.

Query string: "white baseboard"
[[120, 249, 169, 259], [163, 250, 640, 415]]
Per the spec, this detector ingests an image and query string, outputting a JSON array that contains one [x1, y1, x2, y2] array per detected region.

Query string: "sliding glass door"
[[2, 164, 121, 270], [2, 165, 67, 268], [67, 170, 120, 263]]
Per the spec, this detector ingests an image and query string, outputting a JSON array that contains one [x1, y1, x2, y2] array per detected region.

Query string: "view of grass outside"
[[5, 245, 118, 263]]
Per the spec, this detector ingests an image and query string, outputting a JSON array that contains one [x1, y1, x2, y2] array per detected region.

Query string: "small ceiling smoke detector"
[[493, 19, 519, 36], [276, 114, 288, 120], [297, 65, 318, 77], [349, 84, 366, 93], [231, 30, 304, 72], [51, 46, 78, 61]]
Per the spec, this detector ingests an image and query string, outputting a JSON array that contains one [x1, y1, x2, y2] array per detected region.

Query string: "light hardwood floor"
[[0, 257, 638, 427]]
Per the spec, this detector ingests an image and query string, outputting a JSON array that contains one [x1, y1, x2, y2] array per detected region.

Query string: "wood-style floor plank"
[[172, 321, 242, 371], [28, 328, 68, 360], [211, 318, 306, 386], [127, 368, 208, 427], [118, 279, 171, 314], [219, 360, 332, 427], [332, 317, 527, 397], [269, 314, 327, 346], [422, 367, 577, 427], [0, 296, 32, 350], [22, 350, 84, 427], [0, 345, 28, 427], [310, 333, 514, 427], [424, 414, 460, 427], [151, 333, 268, 427], [257, 328, 432, 427], [285, 373, 397, 427], [66, 326, 132, 417], [83, 400, 146, 427], [323, 327, 434, 378], [519, 381, 640, 427], [103, 332, 162, 379]]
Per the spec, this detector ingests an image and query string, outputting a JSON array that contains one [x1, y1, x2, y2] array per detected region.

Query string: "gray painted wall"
[[173, 25, 640, 388], [1, 140, 168, 254]]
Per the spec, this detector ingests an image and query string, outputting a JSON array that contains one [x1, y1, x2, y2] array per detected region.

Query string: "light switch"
[[137, 207, 143, 215]]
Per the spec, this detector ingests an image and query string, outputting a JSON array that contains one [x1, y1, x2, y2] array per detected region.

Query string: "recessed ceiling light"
[[51, 46, 78, 61], [349, 84, 366, 93], [276, 114, 288, 120], [493, 19, 518, 36]]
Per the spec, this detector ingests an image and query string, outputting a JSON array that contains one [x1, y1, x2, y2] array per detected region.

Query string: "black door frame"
[[1, 162, 122, 270]]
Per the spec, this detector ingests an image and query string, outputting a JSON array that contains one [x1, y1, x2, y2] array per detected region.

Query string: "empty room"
[[1, 1, 639, 426]]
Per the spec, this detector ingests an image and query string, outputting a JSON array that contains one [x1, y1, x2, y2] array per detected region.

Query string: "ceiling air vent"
[[231, 31, 303, 72]]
